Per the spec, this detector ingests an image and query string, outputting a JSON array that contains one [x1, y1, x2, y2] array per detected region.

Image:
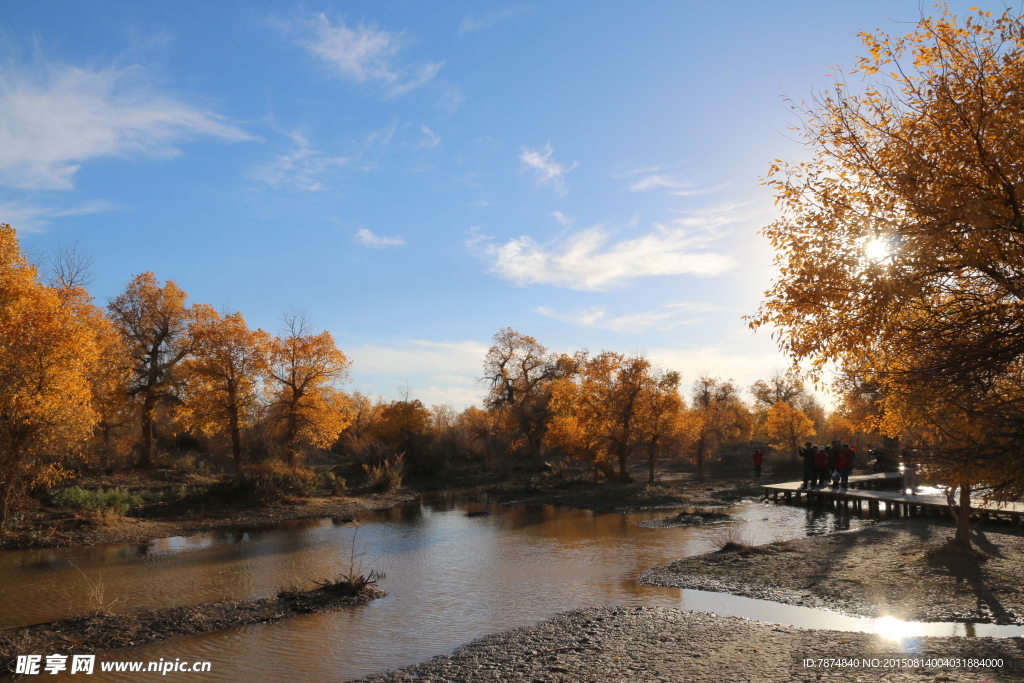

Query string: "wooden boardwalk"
[[763, 473, 1024, 523]]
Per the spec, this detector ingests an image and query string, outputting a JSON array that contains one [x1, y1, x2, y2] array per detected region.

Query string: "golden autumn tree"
[[548, 351, 682, 482], [265, 312, 352, 465], [178, 306, 270, 471], [751, 6, 1024, 550], [686, 375, 744, 482], [482, 328, 573, 464], [765, 401, 816, 462], [0, 225, 102, 528], [108, 272, 193, 468]]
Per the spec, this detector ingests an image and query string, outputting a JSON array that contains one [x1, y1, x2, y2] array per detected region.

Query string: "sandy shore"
[[641, 518, 1024, 624], [348, 606, 1024, 682]]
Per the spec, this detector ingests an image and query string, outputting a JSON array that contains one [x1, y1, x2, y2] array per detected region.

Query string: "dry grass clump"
[[708, 525, 768, 555]]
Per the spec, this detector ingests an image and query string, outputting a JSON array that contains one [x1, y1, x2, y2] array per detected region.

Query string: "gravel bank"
[[641, 518, 1024, 624], [349, 606, 1024, 682], [0, 586, 384, 676]]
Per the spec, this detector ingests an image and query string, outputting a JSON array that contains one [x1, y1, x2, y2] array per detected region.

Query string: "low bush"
[[311, 569, 384, 596], [50, 487, 144, 515], [707, 525, 761, 554], [238, 462, 318, 499], [363, 455, 402, 492]]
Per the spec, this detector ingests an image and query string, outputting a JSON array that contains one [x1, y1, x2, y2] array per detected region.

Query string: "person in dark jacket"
[[799, 442, 816, 489]]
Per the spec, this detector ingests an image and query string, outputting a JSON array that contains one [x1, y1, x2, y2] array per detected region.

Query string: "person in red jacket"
[[835, 443, 855, 489], [752, 448, 764, 478], [813, 447, 829, 488]]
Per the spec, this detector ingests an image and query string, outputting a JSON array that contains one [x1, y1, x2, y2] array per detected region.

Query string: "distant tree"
[[765, 401, 816, 461], [265, 311, 352, 465], [370, 399, 438, 475], [108, 272, 193, 468], [750, 369, 804, 411], [688, 375, 743, 482], [548, 352, 681, 482], [482, 328, 575, 463], [178, 306, 270, 471], [0, 225, 101, 528]]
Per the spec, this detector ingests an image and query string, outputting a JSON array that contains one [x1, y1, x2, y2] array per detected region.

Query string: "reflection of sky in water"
[[682, 591, 1024, 643], [5, 498, 1020, 682]]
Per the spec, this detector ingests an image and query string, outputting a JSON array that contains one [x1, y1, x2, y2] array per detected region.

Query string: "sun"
[[864, 238, 890, 261]]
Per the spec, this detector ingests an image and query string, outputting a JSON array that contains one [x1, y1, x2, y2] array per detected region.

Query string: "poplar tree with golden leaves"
[[179, 306, 270, 471], [751, 6, 1024, 550], [265, 312, 352, 465], [765, 401, 816, 462], [548, 351, 682, 483], [108, 272, 193, 468], [687, 375, 744, 483], [482, 328, 572, 464], [0, 225, 102, 528]]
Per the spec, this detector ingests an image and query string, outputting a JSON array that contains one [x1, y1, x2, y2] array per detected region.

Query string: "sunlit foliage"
[[751, 5, 1024, 548], [108, 272, 193, 468], [265, 312, 352, 465], [0, 225, 102, 527], [548, 351, 683, 482], [765, 401, 816, 460], [179, 306, 270, 470]]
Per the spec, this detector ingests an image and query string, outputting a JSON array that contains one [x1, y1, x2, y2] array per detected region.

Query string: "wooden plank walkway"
[[763, 474, 1024, 523]]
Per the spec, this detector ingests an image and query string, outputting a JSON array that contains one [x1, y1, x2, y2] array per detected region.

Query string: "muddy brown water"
[[2, 497, 1020, 681]]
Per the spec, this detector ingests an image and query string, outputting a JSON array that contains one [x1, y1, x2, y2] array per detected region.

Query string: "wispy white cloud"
[[348, 339, 489, 408], [0, 198, 120, 232], [0, 61, 250, 190], [670, 202, 757, 230], [647, 344, 790, 398], [535, 301, 726, 332], [419, 124, 441, 148], [552, 210, 575, 227], [252, 132, 350, 191], [354, 228, 404, 248], [628, 173, 727, 197], [459, 6, 530, 34], [469, 215, 738, 290], [629, 174, 691, 192], [281, 13, 443, 98], [253, 124, 397, 191], [519, 143, 577, 195]]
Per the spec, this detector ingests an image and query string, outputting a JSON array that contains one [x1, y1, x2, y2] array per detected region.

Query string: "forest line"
[[0, 223, 876, 531]]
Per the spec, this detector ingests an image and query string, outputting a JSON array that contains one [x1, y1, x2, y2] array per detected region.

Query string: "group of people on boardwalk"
[[800, 440, 856, 490]]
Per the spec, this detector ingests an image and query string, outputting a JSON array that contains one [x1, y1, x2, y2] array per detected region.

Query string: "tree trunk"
[[617, 451, 632, 483], [595, 460, 618, 482], [696, 439, 706, 483], [946, 483, 973, 550], [138, 396, 155, 468], [229, 406, 242, 472]]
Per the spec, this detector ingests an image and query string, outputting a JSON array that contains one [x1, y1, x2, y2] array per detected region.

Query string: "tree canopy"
[[751, 5, 1024, 548]]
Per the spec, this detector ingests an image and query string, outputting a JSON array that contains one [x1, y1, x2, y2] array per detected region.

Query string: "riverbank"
[[0, 582, 384, 676], [491, 475, 766, 511], [0, 466, 766, 551], [641, 518, 1024, 624], [348, 606, 1024, 682], [0, 488, 416, 551]]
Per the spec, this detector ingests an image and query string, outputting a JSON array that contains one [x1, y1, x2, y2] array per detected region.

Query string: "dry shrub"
[[363, 453, 403, 492], [707, 525, 762, 554], [239, 462, 317, 499]]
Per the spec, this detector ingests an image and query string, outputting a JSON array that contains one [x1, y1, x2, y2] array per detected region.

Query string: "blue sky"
[[1, 1, 986, 408]]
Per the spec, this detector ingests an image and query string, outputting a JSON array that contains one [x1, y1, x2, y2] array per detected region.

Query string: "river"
[[2, 495, 1019, 681]]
